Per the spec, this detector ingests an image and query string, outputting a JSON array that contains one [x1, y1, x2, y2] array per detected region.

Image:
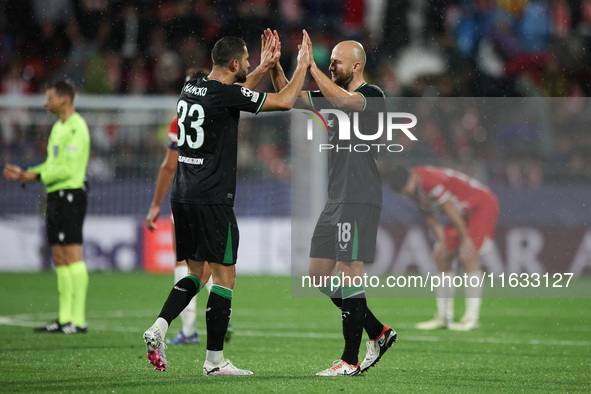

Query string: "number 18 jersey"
[[171, 77, 267, 206]]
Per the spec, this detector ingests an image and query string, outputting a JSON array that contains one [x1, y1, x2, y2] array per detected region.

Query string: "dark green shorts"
[[310, 203, 381, 263], [171, 202, 238, 265]]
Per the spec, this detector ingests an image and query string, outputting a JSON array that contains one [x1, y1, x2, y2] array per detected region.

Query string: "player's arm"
[[439, 200, 477, 262], [270, 57, 288, 92], [422, 211, 448, 264], [308, 64, 364, 111], [423, 212, 445, 243], [146, 148, 178, 231], [265, 30, 297, 92], [270, 60, 311, 108], [305, 32, 365, 111], [260, 30, 311, 111]]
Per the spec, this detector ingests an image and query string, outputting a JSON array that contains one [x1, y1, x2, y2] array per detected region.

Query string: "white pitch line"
[[1, 313, 590, 348]]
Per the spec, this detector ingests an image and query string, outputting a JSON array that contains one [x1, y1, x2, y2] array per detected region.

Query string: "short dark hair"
[[388, 165, 411, 192], [48, 80, 76, 102], [211, 36, 247, 67], [185, 68, 208, 81]]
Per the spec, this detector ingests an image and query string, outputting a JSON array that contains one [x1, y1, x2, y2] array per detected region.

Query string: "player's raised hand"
[[260, 28, 276, 69], [3, 163, 22, 181], [302, 29, 315, 67], [271, 29, 282, 65], [297, 30, 311, 68], [145, 205, 161, 231]]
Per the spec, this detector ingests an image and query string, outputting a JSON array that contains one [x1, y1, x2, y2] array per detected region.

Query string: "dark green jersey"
[[171, 77, 267, 205], [308, 83, 385, 208], [28, 112, 90, 193]]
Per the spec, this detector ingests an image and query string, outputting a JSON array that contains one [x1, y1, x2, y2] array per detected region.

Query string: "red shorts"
[[444, 193, 499, 253]]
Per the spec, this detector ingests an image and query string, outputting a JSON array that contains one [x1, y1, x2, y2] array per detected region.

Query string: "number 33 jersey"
[[171, 77, 267, 206]]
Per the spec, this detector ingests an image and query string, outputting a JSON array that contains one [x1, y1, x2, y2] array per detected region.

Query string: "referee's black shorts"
[[171, 202, 239, 265], [46, 188, 87, 245], [310, 203, 381, 263]]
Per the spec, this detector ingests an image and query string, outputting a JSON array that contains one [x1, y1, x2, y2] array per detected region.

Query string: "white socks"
[[206, 350, 224, 365], [435, 270, 483, 323], [464, 270, 483, 322], [155, 317, 169, 337], [435, 272, 455, 324]]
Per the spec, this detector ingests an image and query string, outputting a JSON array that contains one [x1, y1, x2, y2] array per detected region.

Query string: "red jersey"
[[414, 166, 495, 215], [168, 116, 178, 150]]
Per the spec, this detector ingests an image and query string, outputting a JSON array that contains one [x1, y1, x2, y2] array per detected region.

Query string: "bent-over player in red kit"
[[389, 165, 499, 331]]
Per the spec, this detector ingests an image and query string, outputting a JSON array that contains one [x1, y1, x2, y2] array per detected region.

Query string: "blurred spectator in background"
[[1, 60, 34, 95], [2, 0, 591, 186]]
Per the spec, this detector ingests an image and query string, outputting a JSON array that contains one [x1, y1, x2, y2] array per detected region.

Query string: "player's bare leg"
[[449, 247, 483, 331], [416, 249, 455, 330]]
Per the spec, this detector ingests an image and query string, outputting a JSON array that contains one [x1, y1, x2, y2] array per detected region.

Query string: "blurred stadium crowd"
[[2, 0, 591, 186]]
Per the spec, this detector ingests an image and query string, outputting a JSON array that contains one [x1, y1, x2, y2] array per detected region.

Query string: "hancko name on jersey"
[[183, 84, 208, 96]]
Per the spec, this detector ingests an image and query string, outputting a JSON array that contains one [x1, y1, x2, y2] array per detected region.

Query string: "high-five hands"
[[297, 29, 312, 68], [261, 28, 284, 70]]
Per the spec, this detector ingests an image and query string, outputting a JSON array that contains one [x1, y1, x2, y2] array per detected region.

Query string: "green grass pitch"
[[1, 272, 590, 392]]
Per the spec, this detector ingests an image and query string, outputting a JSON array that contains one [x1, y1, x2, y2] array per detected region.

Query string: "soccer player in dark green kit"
[[142, 30, 311, 375], [3, 80, 90, 334], [268, 30, 397, 375]]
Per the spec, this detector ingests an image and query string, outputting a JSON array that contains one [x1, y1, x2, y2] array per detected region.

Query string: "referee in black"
[[143, 30, 312, 375]]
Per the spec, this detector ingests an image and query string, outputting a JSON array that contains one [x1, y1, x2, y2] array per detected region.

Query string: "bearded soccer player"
[[3, 80, 90, 334], [145, 69, 235, 346], [389, 165, 499, 331], [268, 30, 397, 376], [142, 31, 311, 375]]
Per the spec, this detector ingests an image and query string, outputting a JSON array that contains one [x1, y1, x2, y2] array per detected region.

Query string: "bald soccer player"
[[266, 30, 397, 376]]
